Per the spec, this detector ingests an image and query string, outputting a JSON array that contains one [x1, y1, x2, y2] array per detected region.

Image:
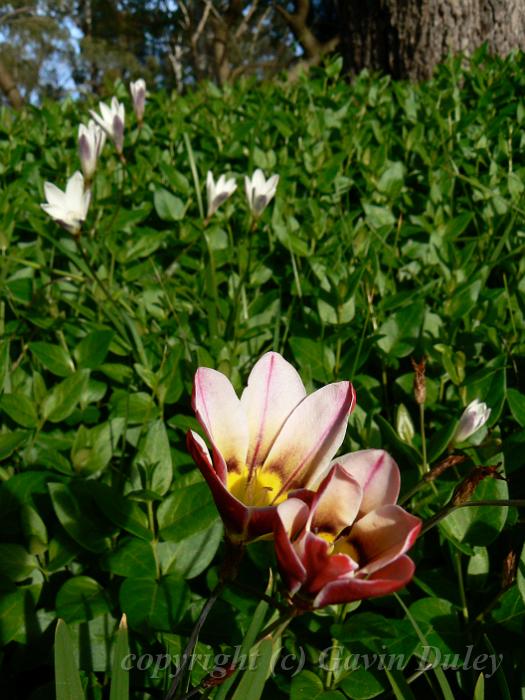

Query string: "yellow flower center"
[[227, 466, 285, 507]]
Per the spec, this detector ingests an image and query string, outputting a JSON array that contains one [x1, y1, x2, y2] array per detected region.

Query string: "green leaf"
[[48, 482, 112, 553], [133, 419, 173, 496], [0, 586, 25, 645], [54, 619, 85, 700], [507, 388, 525, 427], [89, 482, 152, 540], [104, 538, 157, 578], [110, 615, 130, 700], [231, 637, 273, 700], [0, 393, 38, 428], [159, 519, 222, 578], [74, 330, 114, 369], [30, 342, 75, 377], [154, 188, 185, 221], [0, 430, 28, 460], [41, 369, 90, 422], [119, 575, 189, 632], [440, 464, 508, 546], [377, 301, 425, 357], [157, 481, 219, 542], [0, 543, 38, 581], [290, 671, 324, 699], [56, 576, 110, 623]]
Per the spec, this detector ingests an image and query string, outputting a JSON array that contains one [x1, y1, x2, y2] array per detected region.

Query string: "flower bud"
[[451, 399, 491, 445]]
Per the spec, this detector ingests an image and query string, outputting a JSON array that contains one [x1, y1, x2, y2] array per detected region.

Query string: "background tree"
[[337, 0, 525, 80], [2, 0, 525, 107]]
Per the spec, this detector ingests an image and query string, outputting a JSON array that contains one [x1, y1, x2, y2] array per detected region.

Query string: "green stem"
[[419, 403, 428, 474], [421, 499, 525, 536]]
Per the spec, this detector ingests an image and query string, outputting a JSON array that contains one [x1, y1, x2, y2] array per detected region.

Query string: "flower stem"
[[420, 499, 525, 536], [419, 403, 428, 474]]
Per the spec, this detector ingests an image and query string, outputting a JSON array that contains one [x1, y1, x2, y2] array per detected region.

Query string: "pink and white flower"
[[274, 451, 421, 608], [78, 120, 105, 180], [451, 399, 491, 445], [41, 171, 91, 234], [187, 352, 356, 543], [244, 169, 279, 217], [130, 79, 146, 124], [90, 97, 125, 153]]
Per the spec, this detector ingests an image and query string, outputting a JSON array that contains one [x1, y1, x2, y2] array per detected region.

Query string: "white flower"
[[206, 171, 237, 219], [452, 399, 491, 444], [244, 169, 279, 216], [78, 120, 105, 180], [41, 171, 91, 234], [130, 79, 146, 123], [89, 97, 125, 153]]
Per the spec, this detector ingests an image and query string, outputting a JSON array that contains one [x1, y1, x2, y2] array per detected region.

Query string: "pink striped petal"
[[313, 555, 416, 607], [301, 531, 357, 595], [309, 464, 362, 539], [349, 505, 421, 575], [331, 449, 400, 514], [240, 352, 306, 470], [275, 499, 309, 594], [263, 381, 356, 498], [193, 367, 248, 472], [187, 430, 247, 533], [187, 430, 279, 541]]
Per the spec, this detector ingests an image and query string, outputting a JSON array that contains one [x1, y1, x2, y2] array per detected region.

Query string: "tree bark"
[[338, 0, 525, 81], [0, 59, 24, 109]]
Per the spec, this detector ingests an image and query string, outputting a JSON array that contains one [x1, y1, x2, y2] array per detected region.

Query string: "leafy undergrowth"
[[0, 49, 524, 699]]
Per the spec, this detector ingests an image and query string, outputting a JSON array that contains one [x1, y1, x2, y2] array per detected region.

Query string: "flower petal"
[[301, 531, 357, 595], [193, 367, 249, 472], [44, 182, 66, 208], [263, 381, 356, 499], [349, 504, 421, 575], [327, 449, 400, 514], [313, 555, 416, 607], [187, 430, 247, 533], [240, 352, 306, 470], [274, 498, 309, 594], [309, 464, 362, 538]]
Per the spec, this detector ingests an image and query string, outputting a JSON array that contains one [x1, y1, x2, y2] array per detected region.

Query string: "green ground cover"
[[0, 50, 524, 699]]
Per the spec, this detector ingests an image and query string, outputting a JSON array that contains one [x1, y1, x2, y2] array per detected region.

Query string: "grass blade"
[[110, 613, 130, 700], [55, 619, 85, 700]]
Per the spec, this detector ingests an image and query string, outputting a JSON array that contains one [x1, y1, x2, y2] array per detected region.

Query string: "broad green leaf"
[[104, 538, 157, 578], [119, 575, 188, 632], [0, 543, 38, 581], [41, 369, 90, 423], [154, 188, 185, 221], [157, 481, 218, 542], [74, 330, 114, 369], [507, 388, 525, 427], [48, 482, 113, 553], [56, 576, 110, 623], [0, 393, 38, 428], [30, 342, 74, 377], [0, 430, 28, 460], [0, 586, 25, 645], [133, 419, 172, 496], [377, 301, 425, 357], [159, 519, 222, 578]]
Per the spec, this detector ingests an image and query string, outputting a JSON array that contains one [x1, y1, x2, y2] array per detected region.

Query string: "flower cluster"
[[206, 168, 278, 220], [41, 81, 146, 233], [188, 351, 421, 609]]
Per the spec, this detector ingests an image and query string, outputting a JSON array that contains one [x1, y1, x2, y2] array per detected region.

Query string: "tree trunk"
[[0, 59, 24, 109], [338, 0, 525, 80]]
